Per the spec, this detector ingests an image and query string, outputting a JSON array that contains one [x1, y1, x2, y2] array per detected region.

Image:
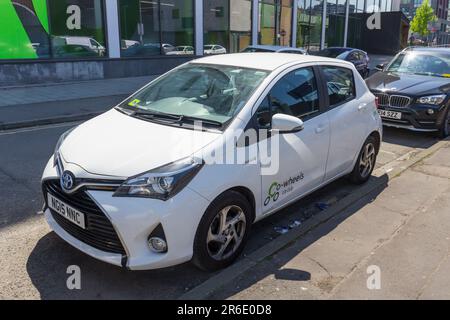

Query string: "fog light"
[[148, 237, 167, 253], [427, 109, 435, 115]]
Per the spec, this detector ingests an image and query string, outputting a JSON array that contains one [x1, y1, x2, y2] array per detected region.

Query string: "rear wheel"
[[349, 136, 378, 184], [192, 191, 252, 271]]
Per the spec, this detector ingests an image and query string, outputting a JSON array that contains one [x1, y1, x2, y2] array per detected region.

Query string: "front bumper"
[[377, 104, 447, 132], [42, 157, 210, 270]]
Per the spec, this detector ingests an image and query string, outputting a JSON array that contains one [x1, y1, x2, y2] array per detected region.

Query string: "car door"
[[254, 66, 331, 214], [319, 65, 368, 181]]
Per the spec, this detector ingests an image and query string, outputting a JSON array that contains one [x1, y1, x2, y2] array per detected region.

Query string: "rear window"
[[321, 66, 356, 107]]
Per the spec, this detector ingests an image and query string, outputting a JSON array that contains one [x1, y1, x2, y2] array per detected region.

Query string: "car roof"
[[191, 53, 350, 71], [322, 47, 366, 53], [404, 46, 450, 53]]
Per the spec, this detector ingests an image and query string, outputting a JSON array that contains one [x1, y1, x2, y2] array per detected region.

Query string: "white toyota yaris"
[[42, 53, 382, 271]]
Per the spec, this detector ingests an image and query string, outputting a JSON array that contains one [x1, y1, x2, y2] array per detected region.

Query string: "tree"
[[410, 0, 438, 37]]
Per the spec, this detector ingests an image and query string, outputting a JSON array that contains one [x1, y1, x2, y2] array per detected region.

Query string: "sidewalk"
[[0, 76, 156, 130], [210, 144, 450, 299]]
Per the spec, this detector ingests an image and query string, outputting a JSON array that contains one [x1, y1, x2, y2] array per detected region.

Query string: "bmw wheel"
[[349, 136, 378, 184], [192, 191, 252, 271], [437, 108, 450, 139]]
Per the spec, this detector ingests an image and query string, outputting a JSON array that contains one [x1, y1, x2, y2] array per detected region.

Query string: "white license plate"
[[48, 193, 86, 229], [378, 109, 402, 120]]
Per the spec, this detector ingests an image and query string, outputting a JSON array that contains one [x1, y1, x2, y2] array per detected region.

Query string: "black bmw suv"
[[366, 47, 450, 138]]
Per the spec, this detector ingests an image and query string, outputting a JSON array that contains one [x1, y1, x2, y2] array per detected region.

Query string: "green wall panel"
[[0, 1, 38, 59]]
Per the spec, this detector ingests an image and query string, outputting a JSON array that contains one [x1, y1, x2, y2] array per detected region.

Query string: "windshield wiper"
[[132, 110, 224, 128], [132, 109, 181, 122], [176, 115, 224, 128]]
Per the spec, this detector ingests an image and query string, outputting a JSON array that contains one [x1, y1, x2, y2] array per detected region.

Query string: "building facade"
[[0, 0, 403, 85]]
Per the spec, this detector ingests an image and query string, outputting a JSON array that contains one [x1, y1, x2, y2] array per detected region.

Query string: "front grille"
[[374, 93, 411, 108], [43, 180, 126, 255], [375, 93, 390, 107], [390, 95, 411, 108]]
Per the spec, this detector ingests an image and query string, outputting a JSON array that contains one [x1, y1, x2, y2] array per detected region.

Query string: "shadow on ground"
[[382, 126, 439, 149], [210, 174, 389, 299]]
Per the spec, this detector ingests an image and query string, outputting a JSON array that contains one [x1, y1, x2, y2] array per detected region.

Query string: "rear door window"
[[321, 66, 356, 108]]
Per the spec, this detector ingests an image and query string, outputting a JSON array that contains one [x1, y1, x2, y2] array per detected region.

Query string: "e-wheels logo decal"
[[264, 172, 305, 206]]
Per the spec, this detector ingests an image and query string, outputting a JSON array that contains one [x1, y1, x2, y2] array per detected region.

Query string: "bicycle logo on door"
[[264, 182, 280, 206]]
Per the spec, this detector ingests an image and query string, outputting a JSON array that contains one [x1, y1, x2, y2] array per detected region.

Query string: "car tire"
[[436, 108, 450, 139], [192, 190, 252, 271], [349, 136, 378, 184]]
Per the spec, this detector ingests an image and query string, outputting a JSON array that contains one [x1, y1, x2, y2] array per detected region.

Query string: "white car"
[[204, 45, 227, 55], [57, 36, 106, 56], [42, 53, 382, 271], [166, 46, 194, 55]]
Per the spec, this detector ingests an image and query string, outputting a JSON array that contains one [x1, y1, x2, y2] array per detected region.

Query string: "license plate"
[[47, 193, 86, 229], [378, 109, 402, 120]]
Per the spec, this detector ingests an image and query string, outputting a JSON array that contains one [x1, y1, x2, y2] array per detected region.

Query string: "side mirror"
[[375, 64, 385, 71], [271, 113, 304, 134]]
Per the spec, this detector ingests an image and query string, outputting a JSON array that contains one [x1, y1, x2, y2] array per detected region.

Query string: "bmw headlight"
[[53, 127, 76, 166], [418, 94, 447, 105], [113, 157, 204, 200]]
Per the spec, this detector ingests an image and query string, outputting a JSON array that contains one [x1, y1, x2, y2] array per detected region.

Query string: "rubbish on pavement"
[[316, 202, 329, 211], [274, 226, 289, 234], [289, 220, 302, 229]]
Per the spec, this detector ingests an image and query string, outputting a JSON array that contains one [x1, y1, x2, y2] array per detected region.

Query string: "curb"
[[0, 112, 101, 131], [179, 138, 450, 300]]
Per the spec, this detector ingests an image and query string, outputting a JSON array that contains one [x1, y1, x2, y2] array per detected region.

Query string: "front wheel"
[[349, 136, 378, 184], [436, 108, 450, 139], [192, 191, 252, 271]]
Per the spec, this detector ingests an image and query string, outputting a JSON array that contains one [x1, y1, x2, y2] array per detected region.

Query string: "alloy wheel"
[[359, 143, 376, 179], [207, 205, 247, 261]]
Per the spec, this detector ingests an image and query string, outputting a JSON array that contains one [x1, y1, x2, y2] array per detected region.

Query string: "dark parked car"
[[314, 47, 370, 78], [242, 45, 307, 55], [366, 47, 450, 138]]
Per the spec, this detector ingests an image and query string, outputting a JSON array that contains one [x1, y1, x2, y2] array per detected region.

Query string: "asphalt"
[[0, 123, 442, 299]]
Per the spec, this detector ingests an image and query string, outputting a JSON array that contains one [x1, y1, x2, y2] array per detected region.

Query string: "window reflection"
[[259, 0, 292, 46], [119, 0, 194, 57], [49, 0, 106, 59], [204, 0, 252, 54]]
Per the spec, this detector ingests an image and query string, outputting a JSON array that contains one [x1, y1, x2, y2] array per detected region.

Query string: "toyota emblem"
[[61, 171, 76, 191]]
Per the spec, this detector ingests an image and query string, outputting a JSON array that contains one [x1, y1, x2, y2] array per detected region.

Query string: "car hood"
[[59, 109, 220, 178], [366, 72, 450, 95]]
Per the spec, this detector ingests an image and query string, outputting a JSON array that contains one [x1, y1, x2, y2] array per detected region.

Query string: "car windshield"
[[204, 45, 214, 50], [386, 51, 450, 77], [175, 46, 186, 51], [120, 64, 269, 126]]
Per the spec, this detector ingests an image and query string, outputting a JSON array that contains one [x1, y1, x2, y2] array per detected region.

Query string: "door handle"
[[315, 125, 326, 134], [358, 103, 368, 111]]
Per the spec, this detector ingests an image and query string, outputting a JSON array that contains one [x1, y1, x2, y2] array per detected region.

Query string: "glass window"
[[120, 64, 269, 126], [0, 0, 50, 59], [259, 0, 292, 46], [297, 0, 323, 51], [204, 0, 252, 54], [321, 66, 356, 107], [325, 0, 346, 47], [256, 67, 319, 127], [119, 0, 194, 57], [48, 0, 106, 58]]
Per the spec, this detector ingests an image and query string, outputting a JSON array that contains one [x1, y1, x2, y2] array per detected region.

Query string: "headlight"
[[53, 127, 76, 166], [113, 157, 204, 200], [418, 94, 447, 105]]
